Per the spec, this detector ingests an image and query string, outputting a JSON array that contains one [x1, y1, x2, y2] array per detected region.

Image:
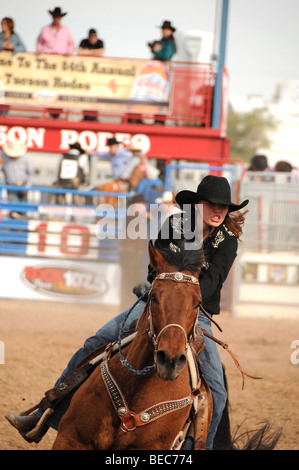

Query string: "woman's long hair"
[[2, 18, 14, 34], [224, 210, 248, 240]]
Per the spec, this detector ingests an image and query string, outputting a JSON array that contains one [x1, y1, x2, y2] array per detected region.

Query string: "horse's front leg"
[[52, 406, 118, 450], [52, 372, 119, 450]]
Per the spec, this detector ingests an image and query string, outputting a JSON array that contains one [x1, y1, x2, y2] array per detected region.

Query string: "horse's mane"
[[154, 241, 204, 275]]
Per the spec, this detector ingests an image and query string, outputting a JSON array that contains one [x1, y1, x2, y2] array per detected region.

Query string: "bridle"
[[101, 271, 203, 435], [118, 271, 200, 376]]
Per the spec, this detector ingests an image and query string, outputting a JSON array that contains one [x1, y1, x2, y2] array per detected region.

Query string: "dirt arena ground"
[[0, 298, 298, 450]]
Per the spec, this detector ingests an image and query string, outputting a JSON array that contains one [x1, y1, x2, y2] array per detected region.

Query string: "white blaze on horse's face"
[[150, 276, 201, 381]]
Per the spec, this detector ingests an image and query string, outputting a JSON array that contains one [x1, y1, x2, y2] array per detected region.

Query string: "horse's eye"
[[151, 294, 158, 304]]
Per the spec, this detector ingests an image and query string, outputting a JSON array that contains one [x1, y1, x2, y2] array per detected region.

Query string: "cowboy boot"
[[5, 413, 49, 444]]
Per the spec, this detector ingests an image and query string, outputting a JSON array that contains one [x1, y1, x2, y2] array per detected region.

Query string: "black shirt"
[[154, 212, 238, 315], [79, 38, 104, 50]]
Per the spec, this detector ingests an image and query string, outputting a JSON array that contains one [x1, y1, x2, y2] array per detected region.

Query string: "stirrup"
[[25, 408, 54, 442]]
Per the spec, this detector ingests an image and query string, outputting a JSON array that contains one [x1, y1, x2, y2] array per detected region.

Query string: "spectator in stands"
[[77, 28, 105, 122], [0, 139, 35, 216], [247, 154, 269, 171], [274, 161, 293, 172], [36, 7, 74, 55], [36, 7, 74, 118], [77, 28, 105, 56], [247, 154, 273, 182], [274, 160, 299, 182], [0, 17, 25, 115], [0, 17, 26, 53], [148, 20, 177, 61]]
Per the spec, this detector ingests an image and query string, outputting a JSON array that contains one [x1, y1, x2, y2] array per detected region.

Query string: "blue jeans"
[[196, 311, 227, 449], [38, 300, 227, 449]]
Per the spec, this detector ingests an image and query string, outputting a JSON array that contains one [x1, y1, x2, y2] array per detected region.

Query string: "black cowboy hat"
[[48, 7, 67, 17], [175, 175, 249, 212], [107, 137, 121, 146], [158, 20, 176, 32]]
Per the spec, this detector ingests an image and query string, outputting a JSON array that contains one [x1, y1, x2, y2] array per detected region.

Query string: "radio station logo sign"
[[21, 264, 109, 299]]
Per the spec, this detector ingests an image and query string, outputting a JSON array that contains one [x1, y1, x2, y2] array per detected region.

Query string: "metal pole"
[[211, 0, 230, 129]]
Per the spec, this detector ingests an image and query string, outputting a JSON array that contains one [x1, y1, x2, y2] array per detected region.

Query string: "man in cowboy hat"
[[91, 137, 135, 182], [148, 20, 177, 61], [36, 7, 74, 55], [0, 138, 35, 204]]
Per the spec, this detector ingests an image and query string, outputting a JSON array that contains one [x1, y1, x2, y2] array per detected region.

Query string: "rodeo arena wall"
[[0, 52, 298, 318]]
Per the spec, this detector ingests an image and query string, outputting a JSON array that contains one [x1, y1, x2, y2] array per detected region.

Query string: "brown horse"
[[52, 241, 213, 450]]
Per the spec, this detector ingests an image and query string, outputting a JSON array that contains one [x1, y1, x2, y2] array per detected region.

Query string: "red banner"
[[0, 119, 229, 162]]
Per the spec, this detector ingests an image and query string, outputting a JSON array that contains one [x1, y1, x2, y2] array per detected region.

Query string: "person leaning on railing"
[[77, 28, 105, 57], [0, 139, 35, 218], [0, 139, 35, 199], [36, 7, 75, 118], [0, 17, 26, 54], [36, 7, 74, 56]]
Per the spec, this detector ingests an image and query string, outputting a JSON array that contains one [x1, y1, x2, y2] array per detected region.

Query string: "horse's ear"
[[148, 240, 167, 271]]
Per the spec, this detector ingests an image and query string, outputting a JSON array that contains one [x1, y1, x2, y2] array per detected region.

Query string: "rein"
[[117, 272, 201, 376], [117, 292, 156, 376]]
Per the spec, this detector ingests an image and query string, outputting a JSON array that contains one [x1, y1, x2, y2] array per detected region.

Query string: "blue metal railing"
[[0, 185, 135, 261]]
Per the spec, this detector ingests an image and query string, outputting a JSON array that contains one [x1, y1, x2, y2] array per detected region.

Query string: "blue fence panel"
[[0, 185, 135, 262]]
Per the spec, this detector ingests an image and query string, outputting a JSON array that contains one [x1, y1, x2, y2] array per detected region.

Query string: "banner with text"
[[0, 52, 171, 112]]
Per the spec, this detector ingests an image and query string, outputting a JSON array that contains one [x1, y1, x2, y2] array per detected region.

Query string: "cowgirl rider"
[[6, 175, 249, 450]]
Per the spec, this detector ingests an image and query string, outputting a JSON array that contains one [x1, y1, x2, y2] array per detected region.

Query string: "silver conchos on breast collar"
[[154, 272, 199, 285]]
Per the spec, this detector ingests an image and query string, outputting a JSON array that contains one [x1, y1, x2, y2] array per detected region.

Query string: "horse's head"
[[147, 241, 203, 381]]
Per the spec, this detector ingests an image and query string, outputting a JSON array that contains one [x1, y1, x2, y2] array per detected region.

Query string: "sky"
[[2, 0, 299, 101]]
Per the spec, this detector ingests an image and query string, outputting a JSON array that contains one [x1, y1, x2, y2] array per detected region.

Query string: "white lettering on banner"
[[60, 129, 151, 153], [0, 125, 45, 148], [60, 129, 79, 149], [130, 134, 151, 153], [0, 126, 151, 153], [27, 127, 45, 148]]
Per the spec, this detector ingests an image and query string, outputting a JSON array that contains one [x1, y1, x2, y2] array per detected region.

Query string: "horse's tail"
[[213, 367, 282, 450]]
